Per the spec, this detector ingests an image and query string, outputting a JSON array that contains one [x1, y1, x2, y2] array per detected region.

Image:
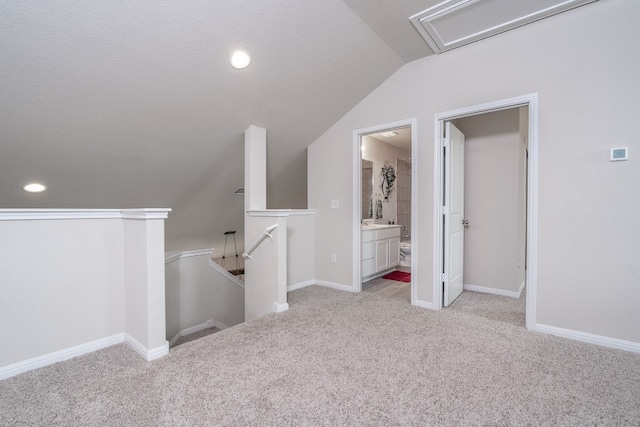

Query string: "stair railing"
[[242, 223, 278, 260]]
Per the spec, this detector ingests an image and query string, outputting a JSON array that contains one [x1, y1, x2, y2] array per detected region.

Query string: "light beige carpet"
[[1, 285, 638, 425]]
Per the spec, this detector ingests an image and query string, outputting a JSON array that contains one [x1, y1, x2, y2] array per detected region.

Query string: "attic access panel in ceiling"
[[410, 0, 598, 53]]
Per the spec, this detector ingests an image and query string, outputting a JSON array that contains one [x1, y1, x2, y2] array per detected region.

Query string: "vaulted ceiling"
[[0, 1, 592, 252]]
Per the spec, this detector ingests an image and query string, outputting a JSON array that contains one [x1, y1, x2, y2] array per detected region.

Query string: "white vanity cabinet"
[[362, 230, 376, 279], [362, 226, 401, 281]]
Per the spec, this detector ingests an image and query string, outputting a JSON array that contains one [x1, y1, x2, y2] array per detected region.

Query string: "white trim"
[[0, 333, 124, 380], [165, 249, 244, 289], [208, 260, 245, 289], [121, 208, 171, 220], [410, 0, 597, 53], [165, 248, 214, 264], [145, 343, 170, 361], [124, 334, 169, 361], [352, 128, 362, 292], [247, 209, 316, 217], [314, 280, 357, 293], [353, 118, 418, 298], [287, 280, 316, 292], [0, 209, 123, 221], [169, 319, 229, 348], [414, 299, 435, 310], [410, 121, 419, 307], [433, 94, 538, 333], [0, 208, 171, 221], [463, 283, 524, 299], [273, 302, 290, 313], [534, 324, 640, 354], [206, 318, 230, 330]]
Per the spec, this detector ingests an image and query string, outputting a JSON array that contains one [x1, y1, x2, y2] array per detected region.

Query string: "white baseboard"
[[535, 324, 640, 354], [206, 318, 230, 330], [414, 299, 434, 310], [464, 283, 523, 298], [0, 333, 124, 381], [287, 280, 316, 292], [169, 319, 230, 347], [273, 302, 289, 313], [313, 280, 356, 293], [124, 334, 169, 361]]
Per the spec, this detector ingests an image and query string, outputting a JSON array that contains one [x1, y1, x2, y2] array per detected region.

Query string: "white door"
[[444, 122, 465, 306]]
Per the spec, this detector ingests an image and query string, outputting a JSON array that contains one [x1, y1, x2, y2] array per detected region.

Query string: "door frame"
[[352, 118, 418, 305], [432, 94, 538, 330]]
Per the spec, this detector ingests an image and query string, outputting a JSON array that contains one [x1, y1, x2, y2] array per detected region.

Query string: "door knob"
[[462, 219, 469, 226]]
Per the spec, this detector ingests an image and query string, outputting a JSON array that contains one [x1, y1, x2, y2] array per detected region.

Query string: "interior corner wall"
[[0, 219, 125, 367], [455, 109, 521, 293], [308, 0, 640, 343]]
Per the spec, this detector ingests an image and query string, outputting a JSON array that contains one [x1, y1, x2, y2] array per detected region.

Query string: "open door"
[[444, 122, 465, 306]]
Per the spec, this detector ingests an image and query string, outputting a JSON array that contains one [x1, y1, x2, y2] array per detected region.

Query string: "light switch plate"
[[331, 199, 339, 208]]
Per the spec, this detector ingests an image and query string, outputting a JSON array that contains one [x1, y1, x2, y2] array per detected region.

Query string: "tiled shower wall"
[[396, 158, 411, 240]]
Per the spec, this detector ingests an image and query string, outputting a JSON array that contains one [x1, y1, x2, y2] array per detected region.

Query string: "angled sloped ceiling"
[[0, 1, 404, 252]]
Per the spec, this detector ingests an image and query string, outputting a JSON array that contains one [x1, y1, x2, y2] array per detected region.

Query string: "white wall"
[[456, 108, 523, 294], [308, 0, 640, 344], [0, 218, 125, 367], [287, 213, 315, 289], [0, 209, 170, 377], [165, 250, 244, 343]]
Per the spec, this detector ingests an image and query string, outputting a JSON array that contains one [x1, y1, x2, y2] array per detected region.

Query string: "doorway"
[[433, 94, 538, 329], [353, 119, 417, 305]]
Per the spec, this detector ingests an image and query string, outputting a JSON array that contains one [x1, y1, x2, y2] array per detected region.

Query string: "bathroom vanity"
[[362, 225, 401, 282]]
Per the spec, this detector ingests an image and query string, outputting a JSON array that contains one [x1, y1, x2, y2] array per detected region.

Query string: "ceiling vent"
[[410, 0, 598, 53]]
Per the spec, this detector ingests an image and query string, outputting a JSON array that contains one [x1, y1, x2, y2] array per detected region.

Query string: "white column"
[[122, 208, 171, 361], [243, 126, 290, 320], [244, 125, 267, 211]]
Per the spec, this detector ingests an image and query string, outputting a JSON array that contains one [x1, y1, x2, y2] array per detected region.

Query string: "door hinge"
[[443, 137, 450, 148], [442, 205, 448, 215], [441, 273, 447, 282]]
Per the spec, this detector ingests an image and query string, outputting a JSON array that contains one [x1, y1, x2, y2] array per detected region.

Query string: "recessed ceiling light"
[[230, 50, 251, 70], [23, 183, 46, 193]]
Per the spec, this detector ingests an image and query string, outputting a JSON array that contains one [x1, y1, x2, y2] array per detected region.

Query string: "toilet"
[[400, 240, 411, 267]]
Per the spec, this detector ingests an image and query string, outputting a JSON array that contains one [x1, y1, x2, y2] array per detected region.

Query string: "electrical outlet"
[[330, 253, 337, 263]]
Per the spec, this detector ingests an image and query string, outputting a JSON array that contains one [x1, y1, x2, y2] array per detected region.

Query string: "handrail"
[[242, 223, 278, 260]]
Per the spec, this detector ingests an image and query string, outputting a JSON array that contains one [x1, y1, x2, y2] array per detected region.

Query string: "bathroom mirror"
[[361, 159, 373, 219]]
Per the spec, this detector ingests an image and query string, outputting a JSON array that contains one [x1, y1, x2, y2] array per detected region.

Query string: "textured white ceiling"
[[0, 0, 596, 252], [340, 0, 441, 62], [0, 0, 407, 251]]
